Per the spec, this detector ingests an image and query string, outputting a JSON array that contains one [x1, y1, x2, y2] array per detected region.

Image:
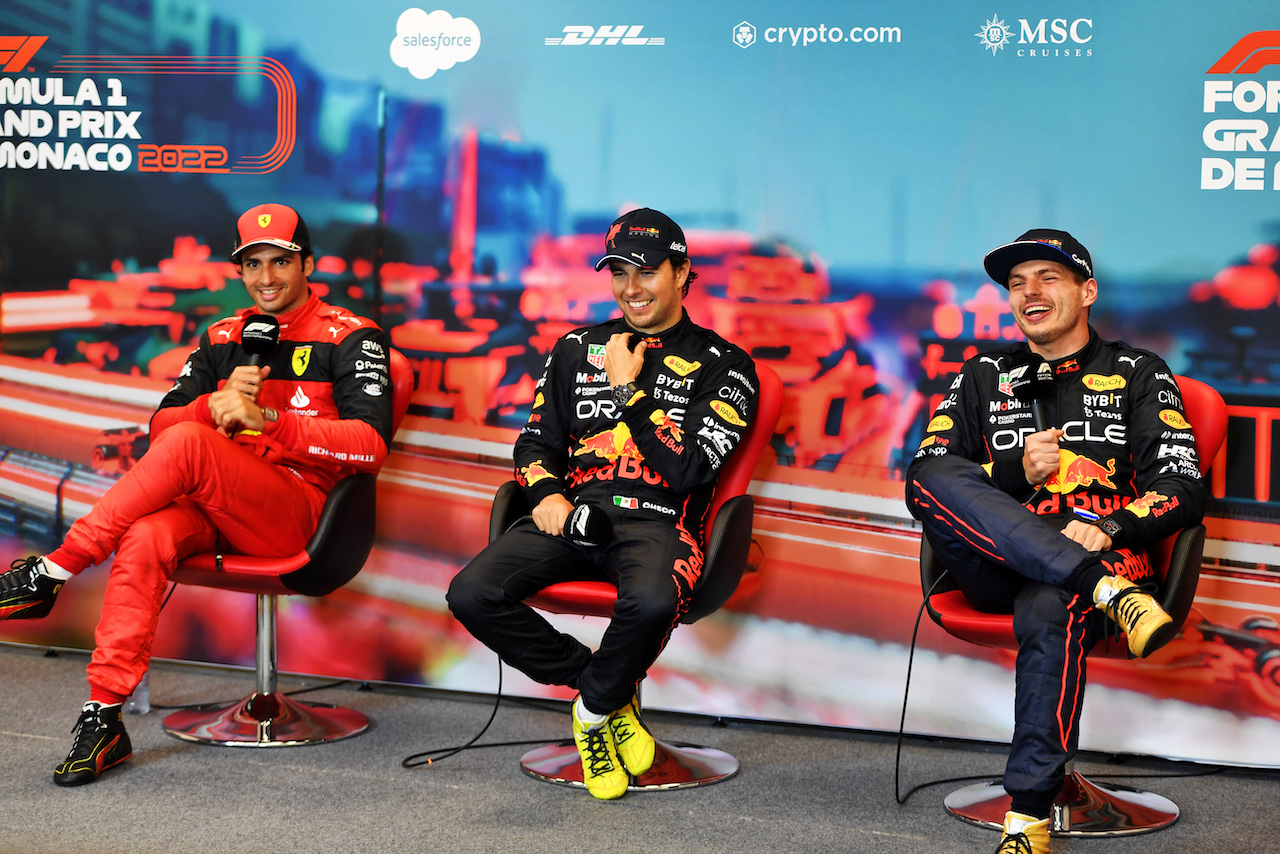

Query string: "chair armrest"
[[489, 480, 530, 544]]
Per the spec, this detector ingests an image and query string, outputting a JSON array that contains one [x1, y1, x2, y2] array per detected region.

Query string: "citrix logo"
[[546, 26, 664, 46]]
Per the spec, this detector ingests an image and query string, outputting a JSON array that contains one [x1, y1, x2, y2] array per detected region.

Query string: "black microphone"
[[1008, 353, 1054, 431], [563, 502, 613, 548], [241, 314, 280, 366]]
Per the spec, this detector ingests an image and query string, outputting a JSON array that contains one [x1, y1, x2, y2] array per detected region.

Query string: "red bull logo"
[[1043, 450, 1117, 494], [651, 409, 684, 455], [519, 459, 554, 487], [574, 423, 643, 461], [1124, 491, 1169, 519]]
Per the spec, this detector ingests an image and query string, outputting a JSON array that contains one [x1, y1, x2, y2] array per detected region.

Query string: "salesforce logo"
[[390, 8, 481, 79]]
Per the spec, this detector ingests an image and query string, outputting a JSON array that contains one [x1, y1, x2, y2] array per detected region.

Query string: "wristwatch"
[[1093, 517, 1122, 540], [611, 382, 639, 407]]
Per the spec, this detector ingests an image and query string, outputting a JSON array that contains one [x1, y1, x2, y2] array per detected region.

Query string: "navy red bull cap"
[[594, 208, 688, 271], [231, 203, 312, 262], [984, 228, 1093, 288]]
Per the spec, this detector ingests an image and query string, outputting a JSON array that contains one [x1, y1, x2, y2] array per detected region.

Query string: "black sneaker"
[[54, 703, 132, 787], [0, 557, 63, 620]]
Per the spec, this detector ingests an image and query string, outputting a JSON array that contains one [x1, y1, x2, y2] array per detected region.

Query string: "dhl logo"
[[664, 355, 701, 376], [1123, 491, 1169, 519], [710, 400, 746, 427], [1043, 450, 1117, 494], [1159, 409, 1190, 429], [519, 459, 554, 487], [1081, 374, 1126, 391], [574, 423, 643, 461], [0, 36, 47, 73], [927, 414, 953, 432]]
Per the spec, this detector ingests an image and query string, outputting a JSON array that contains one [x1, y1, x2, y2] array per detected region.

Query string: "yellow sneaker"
[[572, 698, 628, 800], [1093, 575, 1173, 658], [608, 695, 655, 776], [994, 811, 1051, 854]]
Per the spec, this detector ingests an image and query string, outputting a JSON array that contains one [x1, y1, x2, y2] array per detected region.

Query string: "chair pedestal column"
[[162, 594, 368, 747], [943, 766, 1180, 836]]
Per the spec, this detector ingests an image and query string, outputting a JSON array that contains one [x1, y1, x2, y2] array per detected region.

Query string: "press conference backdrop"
[[2, 1, 1280, 768]]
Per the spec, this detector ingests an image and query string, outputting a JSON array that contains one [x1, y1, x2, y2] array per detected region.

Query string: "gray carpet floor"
[[1, 643, 1274, 854]]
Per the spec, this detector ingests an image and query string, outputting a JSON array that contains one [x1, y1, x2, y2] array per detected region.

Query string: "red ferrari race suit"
[[904, 328, 1206, 811], [49, 291, 393, 700], [448, 311, 758, 714]]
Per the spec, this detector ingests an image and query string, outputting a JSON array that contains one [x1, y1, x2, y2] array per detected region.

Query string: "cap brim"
[[984, 241, 1085, 288], [593, 249, 673, 272], [231, 237, 305, 262]]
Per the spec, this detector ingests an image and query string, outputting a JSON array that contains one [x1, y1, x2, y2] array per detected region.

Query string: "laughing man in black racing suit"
[[447, 208, 758, 800], [905, 229, 1206, 854]]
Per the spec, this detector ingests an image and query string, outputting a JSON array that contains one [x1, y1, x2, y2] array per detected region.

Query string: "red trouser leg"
[[69, 421, 326, 697]]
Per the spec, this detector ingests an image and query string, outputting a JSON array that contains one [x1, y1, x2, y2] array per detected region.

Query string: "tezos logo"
[[734, 22, 757, 49], [975, 14, 1093, 58], [546, 26, 664, 47]]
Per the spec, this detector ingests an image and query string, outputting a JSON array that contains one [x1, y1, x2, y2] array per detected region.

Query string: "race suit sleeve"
[[617, 354, 759, 494], [261, 327, 395, 473], [150, 338, 221, 437], [907, 361, 987, 479], [1100, 360, 1208, 550], [513, 338, 574, 508]]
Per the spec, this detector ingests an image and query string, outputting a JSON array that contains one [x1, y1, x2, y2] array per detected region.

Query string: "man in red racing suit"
[[905, 229, 1206, 853], [0, 203, 393, 786], [448, 208, 758, 799]]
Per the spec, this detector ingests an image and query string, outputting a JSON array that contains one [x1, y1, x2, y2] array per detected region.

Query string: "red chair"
[[487, 363, 783, 790], [919, 375, 1228, 835], [161, 349, 415, 746]]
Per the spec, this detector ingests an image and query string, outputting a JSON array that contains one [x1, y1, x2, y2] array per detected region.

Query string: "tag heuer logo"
[[587, 343, 606, 369]]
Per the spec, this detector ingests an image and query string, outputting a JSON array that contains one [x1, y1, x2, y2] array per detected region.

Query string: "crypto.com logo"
[[1208, 30, 1280, 73], [545, 26, 664, 46], [734, 22, 757, 49], [0, 35, 47, 72]]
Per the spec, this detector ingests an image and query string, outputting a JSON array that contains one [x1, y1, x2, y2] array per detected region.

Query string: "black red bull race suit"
[[51, 292, 393, 701], [448, 311, 758, 714], [905, 328, 1206, 812]]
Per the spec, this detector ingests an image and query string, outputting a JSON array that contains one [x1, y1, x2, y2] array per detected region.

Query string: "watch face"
[[613, 384, 631, 406]]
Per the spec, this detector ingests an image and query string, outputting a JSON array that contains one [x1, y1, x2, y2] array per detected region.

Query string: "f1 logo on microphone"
[[0, 36, 47, 73]]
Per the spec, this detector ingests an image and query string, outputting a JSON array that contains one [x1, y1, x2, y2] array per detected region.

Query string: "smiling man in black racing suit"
[[448, 208, 758, 799], [905, 229, 1206, 854]]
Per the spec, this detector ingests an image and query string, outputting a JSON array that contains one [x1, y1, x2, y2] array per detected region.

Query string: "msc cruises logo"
[[546, 26, 664, 46], [975, 15, 1013, 54]]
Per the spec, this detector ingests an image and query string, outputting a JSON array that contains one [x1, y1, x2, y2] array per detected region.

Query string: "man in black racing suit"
[[904, 229, 1206, 854], [448, 208, 758, 799]]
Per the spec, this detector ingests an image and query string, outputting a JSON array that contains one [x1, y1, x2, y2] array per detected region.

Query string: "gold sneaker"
[[1093, 575, 1173, 658], [572, 699, 628, 800], [994, 811, 1051, 854], [608, 695, 655, 777]]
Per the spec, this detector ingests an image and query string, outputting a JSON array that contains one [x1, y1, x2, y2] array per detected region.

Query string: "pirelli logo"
[[0, 36, 47, 73]]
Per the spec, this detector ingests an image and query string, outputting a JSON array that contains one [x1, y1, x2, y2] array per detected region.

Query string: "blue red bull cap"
[[984, 228, 1093, 288], [594, 208, 688, 271]]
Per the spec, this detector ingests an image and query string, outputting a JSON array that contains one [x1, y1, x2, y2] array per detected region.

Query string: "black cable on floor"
[[401, 654, 560, 768]]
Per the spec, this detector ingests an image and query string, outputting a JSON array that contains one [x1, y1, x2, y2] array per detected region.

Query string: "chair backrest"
[[921, 374, 1228, 654], [174, 348, 415, 596], [494, 362, 784, 623]]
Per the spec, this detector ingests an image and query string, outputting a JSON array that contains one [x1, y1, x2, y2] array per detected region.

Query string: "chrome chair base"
[[162, 691, 369, 747], [520, 738, 740, 791], [944, 770, 1180, 836]]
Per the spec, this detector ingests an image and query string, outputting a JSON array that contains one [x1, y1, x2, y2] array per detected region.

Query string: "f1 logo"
[[1209, 30, 1280, 73], [0, 35, 47, 73]]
